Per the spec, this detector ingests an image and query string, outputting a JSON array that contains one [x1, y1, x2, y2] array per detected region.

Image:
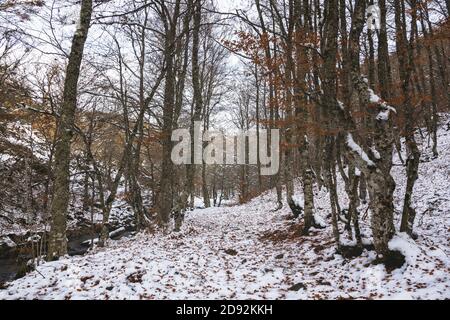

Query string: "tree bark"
[[48, 0, 93, 260], [394, 0, 421, 237], [159, 0, 181, 227]]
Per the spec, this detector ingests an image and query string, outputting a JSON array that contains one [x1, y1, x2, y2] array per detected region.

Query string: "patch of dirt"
[[80, 275, 94, 284], [224, 249, 238, 256], [339, 245, 364, 259], [288, 283, 307, 291], [259, 223, 306, 243], [313, 240, 335, 253], [127, 271, 145, 283], [373, 250, 406, 272]]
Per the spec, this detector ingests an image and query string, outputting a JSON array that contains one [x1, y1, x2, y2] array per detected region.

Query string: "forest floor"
[[1, 122, 449, 300]]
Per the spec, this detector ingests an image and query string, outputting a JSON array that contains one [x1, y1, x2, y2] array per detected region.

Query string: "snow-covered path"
[[1, 191, 449, 300], [1, 124, 450, 300], [1, 201, 314, 300]]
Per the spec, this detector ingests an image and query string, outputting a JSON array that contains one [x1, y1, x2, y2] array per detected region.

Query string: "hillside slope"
[[1, 120, 449, 300]]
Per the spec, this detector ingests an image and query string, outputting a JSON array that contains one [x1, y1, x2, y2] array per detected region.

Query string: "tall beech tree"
[[48, 0, 93, 260]]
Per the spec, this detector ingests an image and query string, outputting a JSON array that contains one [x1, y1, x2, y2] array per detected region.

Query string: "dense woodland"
[[0, 0, 449, 299]]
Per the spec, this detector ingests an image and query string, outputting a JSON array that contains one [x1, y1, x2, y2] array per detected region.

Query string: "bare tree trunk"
[[255, 64, 263, 192], [128, 7, 151, 231], [419, 5, 440, 157], [349, 167, 362, 246], [158, 0, 181, 228], [48, 0, 93, 260], [255, 0, 283, 210], [202, 160, 210, 207], [293, 0, 318, 234], [378, 0, 392, 100], [82, 162, 90, 211], [394, 0, 421, 237], [188, 0, 206, 210], [321, 0, 397, 257]]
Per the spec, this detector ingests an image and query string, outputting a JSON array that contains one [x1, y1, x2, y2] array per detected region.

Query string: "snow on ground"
[[1, 122, 449, 300]]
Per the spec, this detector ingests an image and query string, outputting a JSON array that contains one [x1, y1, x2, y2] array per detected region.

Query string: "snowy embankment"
[[1, 124, 449, 300]]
